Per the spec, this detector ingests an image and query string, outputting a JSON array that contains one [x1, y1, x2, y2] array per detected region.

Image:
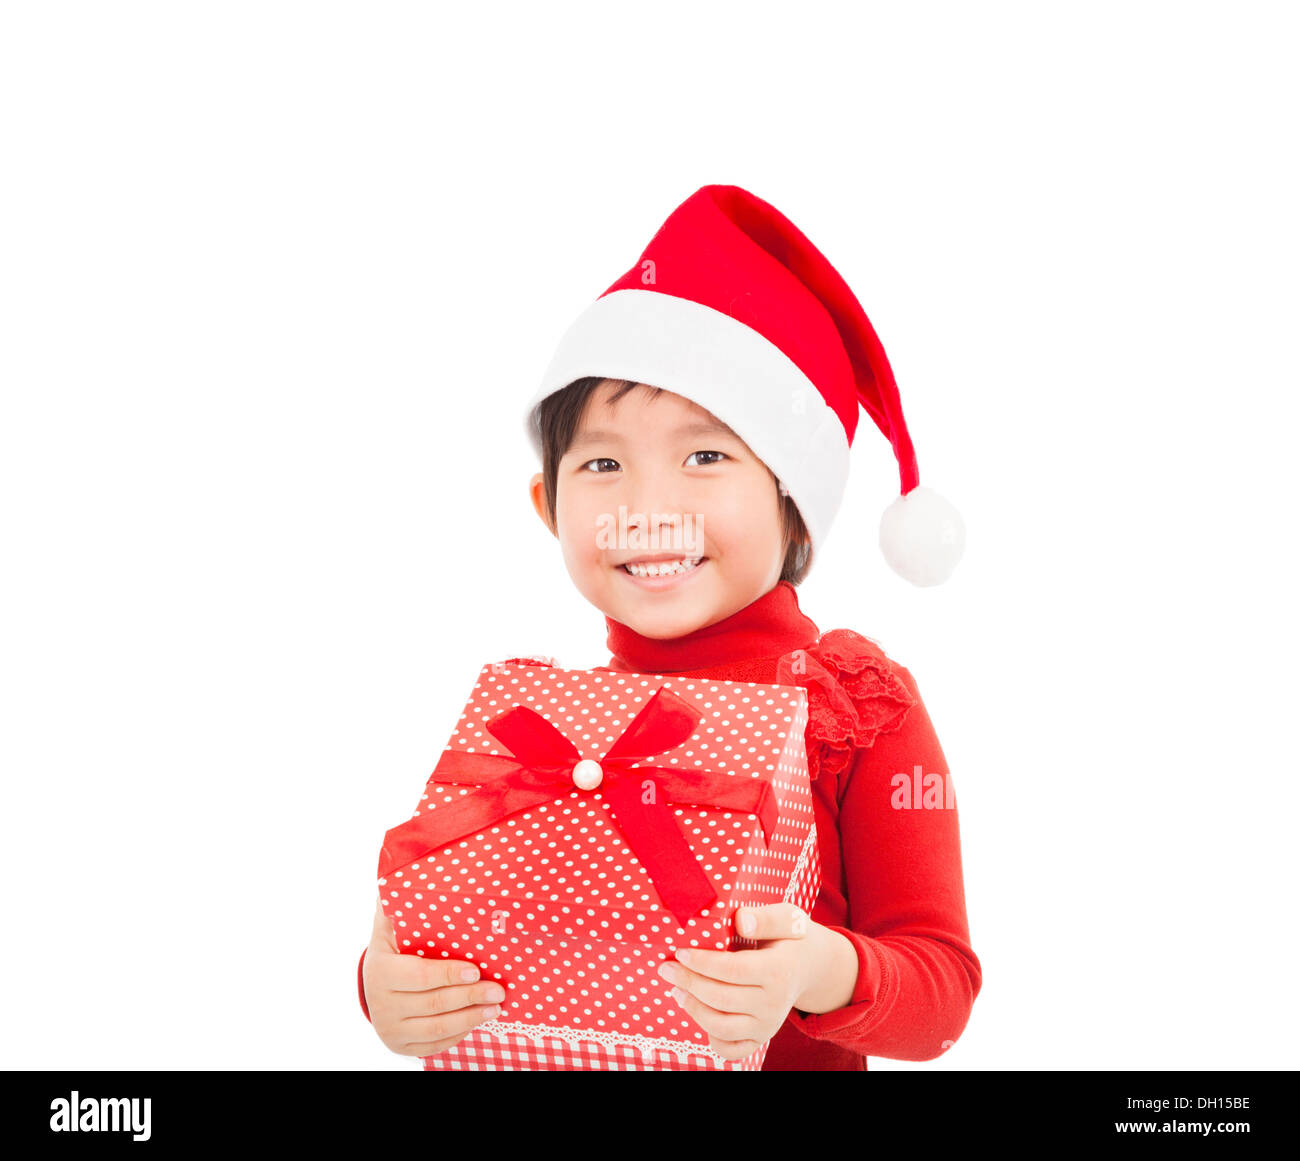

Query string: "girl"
[[359, 185, 981, 1070]]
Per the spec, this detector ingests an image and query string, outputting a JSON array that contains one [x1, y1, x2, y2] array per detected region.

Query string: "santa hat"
[[522, 184, 965, 586]]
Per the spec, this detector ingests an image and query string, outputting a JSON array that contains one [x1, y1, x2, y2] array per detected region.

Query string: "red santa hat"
[[523, 184, 965, 586]]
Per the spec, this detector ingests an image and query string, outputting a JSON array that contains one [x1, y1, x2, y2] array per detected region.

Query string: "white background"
[[2, 1, 1296, 1071]]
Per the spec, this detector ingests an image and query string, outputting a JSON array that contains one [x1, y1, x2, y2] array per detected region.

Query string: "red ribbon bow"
[[378, 684, 778, 926]]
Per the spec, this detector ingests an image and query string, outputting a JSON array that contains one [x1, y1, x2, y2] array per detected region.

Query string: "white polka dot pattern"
[[377, 661, 821, 1071]]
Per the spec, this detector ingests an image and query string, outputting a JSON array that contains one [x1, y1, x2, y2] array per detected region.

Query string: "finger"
[[661, 959, 764, 1014], [668, 945, 767, 986], [401, 1040, 461, 1058], [708, 1038, 765, 1063], [380, 952, 489, 993], [403, 1038, 471, 1058], [396, 1003, 502, 1051], [390, 980, 507, 1021], [734, 903, 811, 942], [668, 985, 760, 1044]]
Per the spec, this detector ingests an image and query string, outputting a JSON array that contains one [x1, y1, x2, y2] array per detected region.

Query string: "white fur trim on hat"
[[523, 289, 850, 558]]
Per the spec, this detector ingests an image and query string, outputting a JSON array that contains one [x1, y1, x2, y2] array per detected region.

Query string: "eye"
[[580, 458, 620, 473], [685, 450, 728, 467]]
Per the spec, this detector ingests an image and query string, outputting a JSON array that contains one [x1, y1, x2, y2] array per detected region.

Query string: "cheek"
[[700, 481, 783, 548], [554, 488, 602, 563]]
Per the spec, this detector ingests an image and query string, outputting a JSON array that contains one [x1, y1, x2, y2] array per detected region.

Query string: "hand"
[[362, 896, 508, 1057], [656, 903, 814, 1062]]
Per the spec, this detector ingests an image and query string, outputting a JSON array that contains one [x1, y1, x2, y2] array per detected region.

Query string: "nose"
[[620, 466, 704, 554], [622, 462, 687, 526]]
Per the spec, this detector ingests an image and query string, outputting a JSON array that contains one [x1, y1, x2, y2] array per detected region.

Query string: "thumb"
[[370, 894, 398, 953], [734, 903, 811, 941]]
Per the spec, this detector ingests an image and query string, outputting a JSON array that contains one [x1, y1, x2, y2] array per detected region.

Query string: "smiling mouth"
[[619, 556, 706, 578]]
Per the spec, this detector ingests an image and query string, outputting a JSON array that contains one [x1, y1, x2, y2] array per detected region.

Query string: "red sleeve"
[[358, 947, 372, 1023], [784, 666, 982, 1060]]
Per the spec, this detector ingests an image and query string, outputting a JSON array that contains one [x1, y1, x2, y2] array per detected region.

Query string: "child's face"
[[529, 380, 787, 640]]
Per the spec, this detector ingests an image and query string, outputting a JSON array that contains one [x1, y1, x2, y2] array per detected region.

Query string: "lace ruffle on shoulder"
[[775, 629, 917, 783], [492, 655, 557, 669]]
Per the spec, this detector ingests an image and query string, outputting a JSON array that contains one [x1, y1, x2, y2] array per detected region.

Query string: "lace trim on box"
[[470, 1020, 757, 1067]]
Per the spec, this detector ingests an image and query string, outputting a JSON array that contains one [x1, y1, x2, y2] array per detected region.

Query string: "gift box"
[[377, 659, 821, 1071]]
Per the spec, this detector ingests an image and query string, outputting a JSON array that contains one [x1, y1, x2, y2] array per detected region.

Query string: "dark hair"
[[534, 376, 813, 585]]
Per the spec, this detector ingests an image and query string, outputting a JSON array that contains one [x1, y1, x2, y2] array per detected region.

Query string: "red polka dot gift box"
[[376, 659, 822, 1071]]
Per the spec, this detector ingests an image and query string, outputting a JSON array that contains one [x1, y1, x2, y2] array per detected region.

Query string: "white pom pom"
[[878, 485, 966, 586]]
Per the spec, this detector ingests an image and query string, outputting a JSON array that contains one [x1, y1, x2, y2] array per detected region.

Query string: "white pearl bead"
[[572, 758, 603, 790]]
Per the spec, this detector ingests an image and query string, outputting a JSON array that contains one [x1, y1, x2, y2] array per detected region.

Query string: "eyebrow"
[[568, 420, 737, 453]]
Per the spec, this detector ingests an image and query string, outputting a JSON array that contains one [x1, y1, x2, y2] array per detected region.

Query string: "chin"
[[624, 614, 698, 640], [622, 594, 720, 638]]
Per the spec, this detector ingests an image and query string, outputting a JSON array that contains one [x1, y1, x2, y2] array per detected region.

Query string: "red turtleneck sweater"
[[359, 581, 982, 1071]]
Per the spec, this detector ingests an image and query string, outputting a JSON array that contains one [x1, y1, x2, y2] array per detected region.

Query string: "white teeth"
[[622, 557, 702, 578]]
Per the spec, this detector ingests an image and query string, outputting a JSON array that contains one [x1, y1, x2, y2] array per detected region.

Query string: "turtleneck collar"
[[604, 580, 821, 675]]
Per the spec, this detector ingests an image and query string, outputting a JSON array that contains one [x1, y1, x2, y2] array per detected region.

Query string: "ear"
[[529, 472, 556, 536]]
